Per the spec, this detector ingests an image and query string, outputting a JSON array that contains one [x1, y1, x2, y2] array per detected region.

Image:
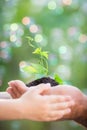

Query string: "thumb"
[[13, 80, 26, 88], [34, 83, 51, 95], [8, 80, 26, 88]]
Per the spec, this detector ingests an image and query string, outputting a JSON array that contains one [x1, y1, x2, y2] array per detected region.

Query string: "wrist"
[[12, 99, 24, 120], [17, 98, 32, 120], [16, 99, 26, 120], [78, 94, 87, 119], [82, 95, 87, 117], [74, 94, 87, 127]]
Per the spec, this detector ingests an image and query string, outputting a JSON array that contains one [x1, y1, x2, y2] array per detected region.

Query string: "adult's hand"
[[48, 85, 87, 127]]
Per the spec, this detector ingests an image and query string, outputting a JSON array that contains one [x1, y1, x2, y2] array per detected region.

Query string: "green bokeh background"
[[0, 0, 87, 130]]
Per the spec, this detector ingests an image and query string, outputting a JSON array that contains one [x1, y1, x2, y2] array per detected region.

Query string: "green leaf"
[[31, 63, 48, 75], [21, 63, 48, 75], [33, 48, 41, 54], [33, 48, 48, 59], [54, 74, 63, 85], [41, 51, 48, 59], [22, 65, 37, 74], [26, 36, 34, 42], [26, 36, 35, 48], [25, 36, 49, 77]]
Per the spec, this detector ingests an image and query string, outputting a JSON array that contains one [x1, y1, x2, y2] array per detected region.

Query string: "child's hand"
[[6, 80, 75, 121], [6, 80, 29, 98]]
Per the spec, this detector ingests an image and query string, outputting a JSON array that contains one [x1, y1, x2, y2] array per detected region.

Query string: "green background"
[[0, 0, 87, 130]]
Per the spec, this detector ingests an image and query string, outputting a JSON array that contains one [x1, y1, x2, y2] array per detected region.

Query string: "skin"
[[7, 80, 87, 127], [0, 82, 74, 121]]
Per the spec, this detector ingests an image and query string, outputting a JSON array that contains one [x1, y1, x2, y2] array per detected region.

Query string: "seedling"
[[22, 36, 63, 85]]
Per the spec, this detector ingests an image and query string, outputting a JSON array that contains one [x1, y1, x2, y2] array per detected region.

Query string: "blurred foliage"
[[0, 0, 87, 130]]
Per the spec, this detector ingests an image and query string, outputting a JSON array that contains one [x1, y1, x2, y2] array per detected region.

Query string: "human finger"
[[7, 86, 17, 98], [49, 101, 75, 110], [42, 108, 71, 122], [32, 83, 51, 95], [8, 81, 20, 98], [9, 80, 28, 94], [6, 87, 12, 94], [44, 95, 72, 103], [11, 84, 22, 98]]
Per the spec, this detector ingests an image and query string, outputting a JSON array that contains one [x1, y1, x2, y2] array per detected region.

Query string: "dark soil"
[[26, 77, 59, 87]]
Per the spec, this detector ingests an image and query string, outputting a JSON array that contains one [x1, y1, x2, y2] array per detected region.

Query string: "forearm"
[[0, 92, 12, 99], [0, 99, 23, 120], [74, 95, 87, 128]]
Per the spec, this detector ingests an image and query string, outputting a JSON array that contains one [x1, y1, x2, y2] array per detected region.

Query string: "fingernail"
[[8, 82, 10, 84], [8, 81, 11, 85], [8, 81, 14, 85]]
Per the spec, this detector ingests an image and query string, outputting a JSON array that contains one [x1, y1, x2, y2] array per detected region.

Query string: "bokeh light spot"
[[68, 27, 77, 36], [0, 41, 7, 48], [56, 7, 64, 15], [62, 0, 72, 6], [10, 23, 18, 31], [22, 17, 30, 25], [57, 65, 71, 79], [29, 24, 38, 33], [79, 34, 87, 43], [35, 34, 43, 43], [59, 46, 67, 54], [10, 35, 17, 42], [15, 41, 22, 47], [19, 61, 27, 68], [48, 1, 57, 10]]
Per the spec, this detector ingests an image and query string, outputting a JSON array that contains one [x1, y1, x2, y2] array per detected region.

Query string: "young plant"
[[22, 36, 48, 76], [22, 36, 63, 85]]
